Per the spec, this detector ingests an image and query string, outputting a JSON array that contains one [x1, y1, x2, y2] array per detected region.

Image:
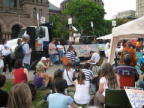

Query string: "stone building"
[[136, 0, 144, 18], [117, 10, 136, 18], [49, 2, 61, 16], [0, 0, 49, 40]]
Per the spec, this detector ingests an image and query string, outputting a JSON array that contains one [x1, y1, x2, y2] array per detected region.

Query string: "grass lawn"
[[3, 79, 87, 108]]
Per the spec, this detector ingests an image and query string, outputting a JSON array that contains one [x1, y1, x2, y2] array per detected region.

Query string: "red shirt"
[[14, 68, 26, 84]]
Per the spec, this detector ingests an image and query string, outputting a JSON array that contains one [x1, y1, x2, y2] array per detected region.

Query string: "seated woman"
[[69, 72, 90, 105], [94, 63, 120, 107], [37, 69, 65, 106], [0, 74, 9, 107], [34, 64, 52, 90], [7, 83, 32, 108], [14, 59, 30, 84], [64, 61, 76, 86], [47, 78, 78, 108]]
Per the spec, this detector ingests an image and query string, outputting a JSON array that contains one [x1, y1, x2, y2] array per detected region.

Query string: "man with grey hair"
[[22, 34, 32, 71], [121, 40, 136, 66]]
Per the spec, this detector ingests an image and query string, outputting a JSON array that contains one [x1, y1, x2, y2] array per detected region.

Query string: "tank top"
[[34, 74, 43, 88], [74, 81, 90, 105], [14, 68, 26, 84]]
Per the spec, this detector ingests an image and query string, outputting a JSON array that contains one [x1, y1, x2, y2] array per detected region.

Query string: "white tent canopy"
[[108, 16, 144, 64], [97, 34, 111, 40], [97, 34, 137, 40]]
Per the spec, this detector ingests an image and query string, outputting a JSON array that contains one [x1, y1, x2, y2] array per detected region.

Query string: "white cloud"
[[48, 0, 136, 20]]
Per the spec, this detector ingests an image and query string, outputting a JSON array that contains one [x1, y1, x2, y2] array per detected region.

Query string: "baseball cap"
[[41, 57, 48, 61], [22, 34, 30, 38]]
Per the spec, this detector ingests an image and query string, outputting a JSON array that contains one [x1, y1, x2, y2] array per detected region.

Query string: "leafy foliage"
[[49, 15, 68, 38], [63, 0, 112, 36]]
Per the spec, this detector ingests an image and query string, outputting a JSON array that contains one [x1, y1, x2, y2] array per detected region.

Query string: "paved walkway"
[[5, 57, 108, 80]]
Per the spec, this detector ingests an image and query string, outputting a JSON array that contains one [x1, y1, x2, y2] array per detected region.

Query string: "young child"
[[63, 61, 76, 86]]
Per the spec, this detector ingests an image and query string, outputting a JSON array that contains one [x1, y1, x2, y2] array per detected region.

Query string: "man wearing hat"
[[121, 40, 137, 66], [115, 54, 139, 81], [36, 57, 50, 70], [22, 34, 32, 71]]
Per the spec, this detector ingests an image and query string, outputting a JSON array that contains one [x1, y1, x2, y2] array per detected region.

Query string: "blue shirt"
[[22, 43, 31, 64], [137, 57, 144, 65], [136, 52, 142, 58], [47, 93, 73, 108]]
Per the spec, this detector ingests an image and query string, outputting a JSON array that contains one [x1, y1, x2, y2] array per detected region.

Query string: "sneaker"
[[2, 72, 5, 75], [10, 71, 13, 73], [37, 99, 46, 106]]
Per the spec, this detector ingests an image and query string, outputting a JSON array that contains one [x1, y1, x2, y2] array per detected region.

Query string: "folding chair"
[[62, 56, 68, 68], [119, 75, 135, 89], [93, 58, 103, 75], [105, 89, 130, 108]]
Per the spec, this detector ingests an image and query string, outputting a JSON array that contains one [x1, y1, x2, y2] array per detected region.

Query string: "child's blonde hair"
[[36, 65, 45, 78]]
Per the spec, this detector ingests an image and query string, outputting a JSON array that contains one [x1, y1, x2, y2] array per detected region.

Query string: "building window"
[[41, 0, 42, 3], [37, 0, 38, 3], [3, 0, 17, 8], [39, 9, 42, 19], [33, 8, 36, 19]]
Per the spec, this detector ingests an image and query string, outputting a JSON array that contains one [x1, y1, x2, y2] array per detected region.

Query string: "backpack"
[[28, 83, 37, 101], [14, 43, 25, 59]]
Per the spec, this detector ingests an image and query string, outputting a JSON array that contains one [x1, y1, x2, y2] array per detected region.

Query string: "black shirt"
[[92, 76, 99, 92], [0, 89, 9, 107]]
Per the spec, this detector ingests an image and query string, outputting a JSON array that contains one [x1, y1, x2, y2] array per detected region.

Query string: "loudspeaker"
[[27, 27, 36, 51]]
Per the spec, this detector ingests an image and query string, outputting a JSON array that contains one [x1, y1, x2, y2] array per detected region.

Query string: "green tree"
[[63, 0, 111, 36], [49, 15, 68, 38], [115, 18, 130, 27]]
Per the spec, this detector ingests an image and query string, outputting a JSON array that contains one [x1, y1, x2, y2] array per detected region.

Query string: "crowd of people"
[[0, 35, 144, 108]]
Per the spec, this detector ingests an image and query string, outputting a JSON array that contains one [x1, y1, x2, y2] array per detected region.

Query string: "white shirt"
[[90, 53, 100, 64], [63, 68, 75, 86], [1, 44, 11, 56], [57, 45, 64, 52], [100, 75, 120, 96], [104, 42, 110, 55], [74, 81, 90, 104]]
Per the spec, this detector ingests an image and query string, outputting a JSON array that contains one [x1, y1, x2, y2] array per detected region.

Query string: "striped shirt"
[[115, 64, 139, 81], [82, 69, 94, 81], [66, 50, 75, 61]]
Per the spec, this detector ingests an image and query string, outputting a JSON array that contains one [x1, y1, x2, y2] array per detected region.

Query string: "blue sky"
[[49, 0, 136, 20]]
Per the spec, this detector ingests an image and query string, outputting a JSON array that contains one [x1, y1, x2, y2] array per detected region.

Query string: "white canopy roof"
[[108, 17, 144, 64], [97, 34, 111, 40]]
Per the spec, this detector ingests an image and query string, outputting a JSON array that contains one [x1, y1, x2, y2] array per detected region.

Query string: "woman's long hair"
[[36, 65, 45, 78], [54, 69, 63, 79], [99, 63, 118, 89], [77, 72, 86, 85], [7, 83, 32, 108], [66, 61, 73, 72]]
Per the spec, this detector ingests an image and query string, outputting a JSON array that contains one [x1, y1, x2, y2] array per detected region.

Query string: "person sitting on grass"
[[64, 61, 76, 86], [14, 59, 30, 84], [37, 69, 65, 106], [0, 74, 8, 107], [91, 69, 101, 92], [69, 72, 90, 105], [7, 83, 32, 108], [34, 64, 52, 90], [47, 78, 78, 108], [139, 77, 144, 90], [94, 63, 120, 107]]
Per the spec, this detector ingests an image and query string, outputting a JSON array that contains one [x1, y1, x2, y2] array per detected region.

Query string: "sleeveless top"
[[14, 68, 26, 84], [74, 81, 90, 105], [34, 74, 43, 88]]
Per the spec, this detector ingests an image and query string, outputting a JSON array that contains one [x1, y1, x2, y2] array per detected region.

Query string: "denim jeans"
[[58, 50, 64, 64], [91, 83, 96, 93], [50, 54, 57, 64], [24, 63, 30, 71]]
